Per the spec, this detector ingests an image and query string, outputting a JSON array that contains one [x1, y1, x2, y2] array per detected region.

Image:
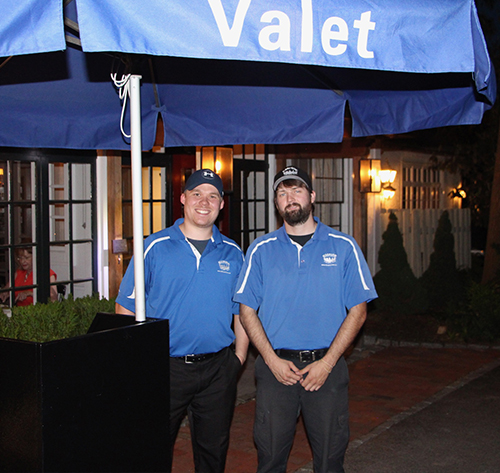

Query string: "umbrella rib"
[[300, 65, 344, 97], [64, 17, 80, 38], [148, 58, 161, 109], [0, 56, 13, 70], [64, 0, 81, 48], [65, 35, 82, 48]]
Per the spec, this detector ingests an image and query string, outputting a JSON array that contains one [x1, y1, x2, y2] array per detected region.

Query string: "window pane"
[[256, 172, 265, 200], [0, 204, 8, 245], [50, 163, 68, 200], [248, 202, 255, 228], [50, 203, 68, 242], [0, 248, 10, 289], [142, 168, 150, 200], [152, 167, 165, 200], [50, 244, 70, 282], [143, 202, 150, 236], [72, 203, 92, 240], [72, 164, 92, 200], [247, 172, 255, 198], [256, 202, 266, 228], [14, 246, 35, 290], [12, 162, 34, 202], [13, 204, 34, 244], [152, 201, 165, 233], [73, 242, 92, 280], [73, 281, 92, 299], [239, 171, 245, 199], [0, 161, 7, 202]]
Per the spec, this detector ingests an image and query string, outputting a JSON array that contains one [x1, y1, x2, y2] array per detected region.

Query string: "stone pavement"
[[343, 364, 500, 472], [172, 341, 500, 473]]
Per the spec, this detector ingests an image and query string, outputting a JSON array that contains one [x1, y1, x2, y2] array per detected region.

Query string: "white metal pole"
[[130, 75, 146, 322]]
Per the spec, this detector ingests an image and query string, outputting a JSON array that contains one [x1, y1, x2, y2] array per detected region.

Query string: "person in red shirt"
[[0, 248, 57, 306]]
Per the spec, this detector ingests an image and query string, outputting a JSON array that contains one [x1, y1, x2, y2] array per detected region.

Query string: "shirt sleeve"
[[115, 255, 137, 312], [231, 250, 245, 314], [233, 242, 263, 311], [343, 236, 378, 309]]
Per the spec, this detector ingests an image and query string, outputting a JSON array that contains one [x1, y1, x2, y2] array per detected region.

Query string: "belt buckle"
[[299, 350, 314, 363], [184, 354, 195, 364]]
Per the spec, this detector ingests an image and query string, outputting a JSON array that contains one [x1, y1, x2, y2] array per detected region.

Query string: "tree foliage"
[[420, 211, 462, 310], [373, 213, 428, 314]]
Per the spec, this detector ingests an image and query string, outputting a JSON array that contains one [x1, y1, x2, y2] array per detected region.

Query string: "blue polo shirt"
[[234, 218, 377, 350], [116, 219, 244, 357]]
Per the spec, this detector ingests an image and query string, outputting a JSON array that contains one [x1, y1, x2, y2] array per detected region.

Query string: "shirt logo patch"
[[218, 260, 231, 273], [322, 253, 337, 266]]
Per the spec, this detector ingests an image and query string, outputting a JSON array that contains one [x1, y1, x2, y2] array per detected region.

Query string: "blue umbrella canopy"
[[0, 0, 65, 57], [0, 0, 496, 150], [0, 0, 496, 319]]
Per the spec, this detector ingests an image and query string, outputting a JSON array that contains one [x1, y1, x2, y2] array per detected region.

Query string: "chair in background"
[[57, 284, 66, 302]]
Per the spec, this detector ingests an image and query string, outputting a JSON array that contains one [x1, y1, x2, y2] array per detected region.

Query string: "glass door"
[[49, 161, 95, 299], [0, 160, 38, 306]]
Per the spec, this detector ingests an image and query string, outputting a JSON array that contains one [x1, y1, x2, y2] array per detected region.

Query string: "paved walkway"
[[172, 343, 500, 473]]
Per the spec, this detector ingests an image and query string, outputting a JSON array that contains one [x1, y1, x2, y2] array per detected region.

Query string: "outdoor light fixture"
[[379, 169, 397, 185], [381, 184, 396, 200], [449, 187, 466, 199], [201, 146, 233, 193], [359, 159, 381, 193], [379, 167, 397, 199]]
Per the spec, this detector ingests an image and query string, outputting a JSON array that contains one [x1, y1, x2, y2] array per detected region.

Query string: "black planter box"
[[0, 313, 170, 472]]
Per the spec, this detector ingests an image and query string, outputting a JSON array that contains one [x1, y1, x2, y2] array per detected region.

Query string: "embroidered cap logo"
[[282, 167, 299, 176]]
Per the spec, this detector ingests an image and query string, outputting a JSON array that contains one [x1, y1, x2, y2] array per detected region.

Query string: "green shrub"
[[0, 294, 115, 343], [373, 212, 428, 314], [420, 211, 462, 311], [446, 281, 500, 342]]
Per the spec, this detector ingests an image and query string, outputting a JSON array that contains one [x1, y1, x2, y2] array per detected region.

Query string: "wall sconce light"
[[379, 169, 397, 185], [448, 187, 466, 199], [201, 147, 233, 193], [379, 168, 397, 199], [359, 159, 381, 193], [381, 185, 396, 200]]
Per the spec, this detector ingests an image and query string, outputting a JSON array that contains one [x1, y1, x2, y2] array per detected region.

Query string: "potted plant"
[[0, 295, 170, 472]]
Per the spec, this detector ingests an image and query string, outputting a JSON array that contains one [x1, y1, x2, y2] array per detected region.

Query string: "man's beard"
[[279, 202, 312, 226]]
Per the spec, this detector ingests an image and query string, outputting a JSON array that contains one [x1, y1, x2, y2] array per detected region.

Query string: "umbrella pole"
[[130, 75, 146, 322]]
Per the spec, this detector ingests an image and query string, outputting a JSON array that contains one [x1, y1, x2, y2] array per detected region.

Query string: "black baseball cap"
[[184, 169, 224, 197], [273, 166, 313, 191]]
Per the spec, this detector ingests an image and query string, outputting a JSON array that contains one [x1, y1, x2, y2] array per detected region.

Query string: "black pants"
[[169, 347, 241, 473], [254, 355, 350, 473]]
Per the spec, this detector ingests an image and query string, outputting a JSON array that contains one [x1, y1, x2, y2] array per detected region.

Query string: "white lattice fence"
[[381, 209, 471, 278]]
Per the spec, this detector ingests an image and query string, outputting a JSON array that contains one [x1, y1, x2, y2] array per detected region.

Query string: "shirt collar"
[[278, 216, 328, 243], [172, 218, 222, 245]]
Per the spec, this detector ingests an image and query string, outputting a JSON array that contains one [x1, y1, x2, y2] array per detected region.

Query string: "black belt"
[[275, 348, 328, 363], [173, 347, 227, 364]]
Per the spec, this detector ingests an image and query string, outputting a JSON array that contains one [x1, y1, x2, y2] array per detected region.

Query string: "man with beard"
[[234, 166, 377, 473]]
